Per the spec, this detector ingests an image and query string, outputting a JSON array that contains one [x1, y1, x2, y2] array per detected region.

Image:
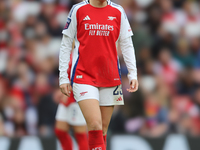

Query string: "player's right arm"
[[59, 5, 78, 96], [59, 35, 73, 97]]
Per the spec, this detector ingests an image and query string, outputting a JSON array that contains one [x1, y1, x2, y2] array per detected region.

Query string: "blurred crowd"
[[1, 0, 200, 138]]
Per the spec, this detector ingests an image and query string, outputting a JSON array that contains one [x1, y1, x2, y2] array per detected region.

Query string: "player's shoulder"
[[72, 1, 88, 9], [109, 1, 126, 17], [109, 2, 124, 12], [68, 1, 88, 17]]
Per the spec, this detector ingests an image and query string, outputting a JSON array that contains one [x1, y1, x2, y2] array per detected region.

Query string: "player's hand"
[[59, 83, 72, 97], [127, 79, 138, 92]]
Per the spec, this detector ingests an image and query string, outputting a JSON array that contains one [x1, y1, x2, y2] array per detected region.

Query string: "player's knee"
[[87, 120, 102, 130]]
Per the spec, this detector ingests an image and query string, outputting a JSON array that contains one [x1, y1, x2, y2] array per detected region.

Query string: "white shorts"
[[55, 103, 86, 126], [73, 83, 124, 106]]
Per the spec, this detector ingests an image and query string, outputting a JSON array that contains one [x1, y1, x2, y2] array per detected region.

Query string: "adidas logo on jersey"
[[116, 97, 122, 101], [83, 15, 91, 20]]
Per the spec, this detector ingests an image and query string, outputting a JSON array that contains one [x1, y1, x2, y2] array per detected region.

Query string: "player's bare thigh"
[[55, 120, 70, 132], [78, 99, 102, 131], [100, 106, 114, 135]]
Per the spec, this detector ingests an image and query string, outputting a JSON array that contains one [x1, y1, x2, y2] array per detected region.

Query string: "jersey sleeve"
[[59, 35, 73, 86], [62, 7, 77, 38], [119, 37, 137, 83], [119, 10, 133, 40]]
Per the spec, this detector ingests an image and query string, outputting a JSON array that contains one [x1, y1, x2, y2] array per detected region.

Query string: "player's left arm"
[[119, 9, 138, 92], [120, 36, 138, 92]]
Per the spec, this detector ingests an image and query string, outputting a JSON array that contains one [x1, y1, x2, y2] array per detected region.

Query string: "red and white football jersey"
[[62, 0, 133, 87]]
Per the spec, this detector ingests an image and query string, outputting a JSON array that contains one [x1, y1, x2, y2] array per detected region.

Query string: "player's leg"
[[68, 103, 88, 150], [78, 99, 105, 150], [100, 106, 114, 148], [99, 85, 124, 149], [73, 126, 88, 150], [73, 83, 106, 150], [55, 104, 73, 150]]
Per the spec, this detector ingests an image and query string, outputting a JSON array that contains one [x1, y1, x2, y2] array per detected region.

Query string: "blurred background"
[[1, 0, 200, 149]]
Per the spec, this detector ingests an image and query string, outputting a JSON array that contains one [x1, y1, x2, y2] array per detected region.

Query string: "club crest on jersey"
[[64, 18, 71, 29], [108, 16, 116, 21]]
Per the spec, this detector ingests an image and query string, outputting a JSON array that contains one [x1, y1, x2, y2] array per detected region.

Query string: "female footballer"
[[59, 0, 138, 150], [55, 54, 88, 150], [55, 91, 88, 150]]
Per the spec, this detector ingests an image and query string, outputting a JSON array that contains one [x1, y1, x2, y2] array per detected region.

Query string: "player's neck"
[[89, 0, 107, 8]]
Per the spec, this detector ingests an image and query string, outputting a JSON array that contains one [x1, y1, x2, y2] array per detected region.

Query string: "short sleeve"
[[119, 10, 133, 40], [62, 7, 77, 38]]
